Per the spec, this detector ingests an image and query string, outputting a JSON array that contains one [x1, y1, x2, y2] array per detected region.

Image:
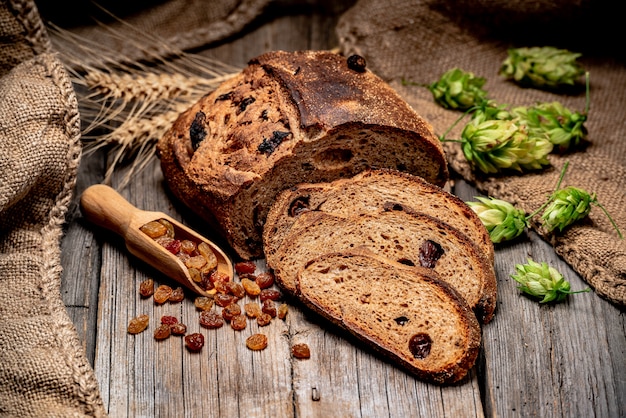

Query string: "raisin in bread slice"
[[157, 50, 448, 260], [269, 208, 497, 323], [297, 251, 481, 384], [263, 168, 494, 267]]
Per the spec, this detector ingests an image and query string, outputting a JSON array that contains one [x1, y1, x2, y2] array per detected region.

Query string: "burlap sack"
[[337, 0, 626, 306]]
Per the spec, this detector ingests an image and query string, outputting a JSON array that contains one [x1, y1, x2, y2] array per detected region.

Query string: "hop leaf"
[[512, 102, 588, 152], [429, 68, 489, 111], [460, 117, 553, 174], [467, 197, 528, 243], [511, 258, 589, 303], [500, 46, 585, 89], [541, 186, 594, 232]]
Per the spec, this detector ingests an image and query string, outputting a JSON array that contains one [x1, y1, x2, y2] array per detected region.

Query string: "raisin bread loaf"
[[268, 208, 497, 323], [263, 168, 494, 266], [157, 50, 448, 260], [297, 251, 481, 384]]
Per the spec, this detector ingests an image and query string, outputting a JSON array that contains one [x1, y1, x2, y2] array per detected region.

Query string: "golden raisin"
[[246, 333, 268, 351], [153, 284, 173, 304], [139, 278, 155, 298], [140, 221, 167, 238], [277, 303, 288, 320], [127, 314, 149, 334], [154, 324, 171, 340], [244, 302, 261, 318], [230, 314, 247, 331], [194, 296, 214, 311], [241, 278, 261, 296], [226, 281, 246, 299], [169, 286, 185, 303], [291, 343, 311, 359], [157, 218, 175, 238], [222, 303, 242, 322], [257, 313, 272, 326], [180, 239, 197, 254], [171, 323, 187, 336]]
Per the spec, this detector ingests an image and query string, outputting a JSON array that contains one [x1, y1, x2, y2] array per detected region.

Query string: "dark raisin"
[[288, 196, 310, 217], [168, 286, 185, 303], [190, 111, 207, 151], [161, 315, 178, 326], [230, 314, 247, 330], [185, 333, 204, 351], [419, 240, 444, 268], [222, 303, 242, 322], [255, 272, 275, 289], [215, 92, 233, 101], [215, 293, 238, 307], [235, 261, 256, 275], [394, 316, 409, 326], [238, 96, 255, 112], [154, 324, 171, 340], [347, 54, 367, 72], [262, 299, 277, 317], [139, 278, 155, 297], [226, 281, 246, 299], [258, 131, 292, 155], [246, 333, 268, 350], [257, 312, 272, 326], [409, 333, 432, 359], [259, 289, 281, 302], [171, 323, 187, 336]]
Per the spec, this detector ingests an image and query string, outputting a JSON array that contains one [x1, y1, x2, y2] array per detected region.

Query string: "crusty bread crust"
[[157, 50, 448, 260], [297, 250, 481, 384], [269, 208, 497, 323], [263, 168, 494, 266]]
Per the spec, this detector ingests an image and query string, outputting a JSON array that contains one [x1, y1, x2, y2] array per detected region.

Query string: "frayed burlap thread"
[[337, 0, 626, 306]]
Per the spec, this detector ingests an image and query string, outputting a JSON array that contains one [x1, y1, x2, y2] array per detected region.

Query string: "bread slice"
[[297, 251, 481, 384], [263, 168, 494, 267], [269, 208, 497, 323], [157, 50, 448, 260]]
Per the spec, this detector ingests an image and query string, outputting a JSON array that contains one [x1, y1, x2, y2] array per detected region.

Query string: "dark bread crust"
[[157, 50, 448, 259], [297, 250, 481, 384], [263, 168, 494, 266]]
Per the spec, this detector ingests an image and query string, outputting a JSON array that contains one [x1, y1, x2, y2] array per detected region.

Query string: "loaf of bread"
[[157, 50, 449, 260], [268, 208, 497, 323], [297, 250, 481, 384], [263, 168, 494, 267]]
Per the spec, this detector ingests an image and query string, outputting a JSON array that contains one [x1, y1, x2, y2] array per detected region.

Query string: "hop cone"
[[429, 68, 488, 110], [513, 102, 588, 152], [472, 101, 513, 122], [511, 258, 589, 303], [541, 186, 594, 232], [500, 46, 585, 89], [460, 118, 553, 174], [467, 196, 528, 243]]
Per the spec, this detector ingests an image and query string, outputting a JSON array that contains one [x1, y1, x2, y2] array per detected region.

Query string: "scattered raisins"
[[171, 323, 187, 336], [199, 310, 224, 329], [259, 289, 281, 302], [257, 313, 272, 326], [154, 324, 171, 340], [246, 333, 268, 351], [277, 303, 288, 320], [169, 286, 185, 303], [241, 278, 261, 296], [255, 272, 275, 289], [185, 333, 205, 351], [409, 333, 433, 359], [244, 302, 261, 318], [230, 314, 247, 331], [419, 240, 444, 268], [194, 296, 214, 311], [262, 299, 277, 317], [139, 278, 155, 297], [127, 314, 149, 334], [222, 303, 242, 322], [235, 261, 256, 275], [153, 284, 173, 304], [291, 343, 311, 359]]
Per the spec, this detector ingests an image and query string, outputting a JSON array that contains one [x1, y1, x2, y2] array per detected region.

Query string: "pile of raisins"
[[127, 259, 309, 358]]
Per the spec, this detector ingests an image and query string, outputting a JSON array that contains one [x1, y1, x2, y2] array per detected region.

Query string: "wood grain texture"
[[59, 4, 626, 417]]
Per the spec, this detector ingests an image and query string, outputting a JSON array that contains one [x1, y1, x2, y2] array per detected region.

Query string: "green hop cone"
[[511, 258, 589, 303], [466, 197, 528, 243], [429, 68, 489, 111], [512, 102, 588, 152], [472, 101, 513, 122], [541, 186, 594, 232], [500, 46, 585, 89], [460, 117, 553, 174]]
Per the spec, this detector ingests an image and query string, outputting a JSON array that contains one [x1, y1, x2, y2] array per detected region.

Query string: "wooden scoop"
[[80, 184, 233, 297]]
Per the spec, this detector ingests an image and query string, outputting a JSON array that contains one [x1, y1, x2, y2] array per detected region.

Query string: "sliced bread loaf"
[[263, 168, 494, 267], [269, 208, 497, 323], [297, 251, 481, 384]]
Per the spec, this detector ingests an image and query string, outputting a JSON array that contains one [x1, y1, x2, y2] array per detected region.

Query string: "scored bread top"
[[269, 208, 497, 323], [297, 250, 481, 384], [158, 50, 449, 259], [263, 168, 494, 266]]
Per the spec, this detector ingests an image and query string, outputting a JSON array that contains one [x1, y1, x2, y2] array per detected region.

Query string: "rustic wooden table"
[[59, 4, 626, 417]]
